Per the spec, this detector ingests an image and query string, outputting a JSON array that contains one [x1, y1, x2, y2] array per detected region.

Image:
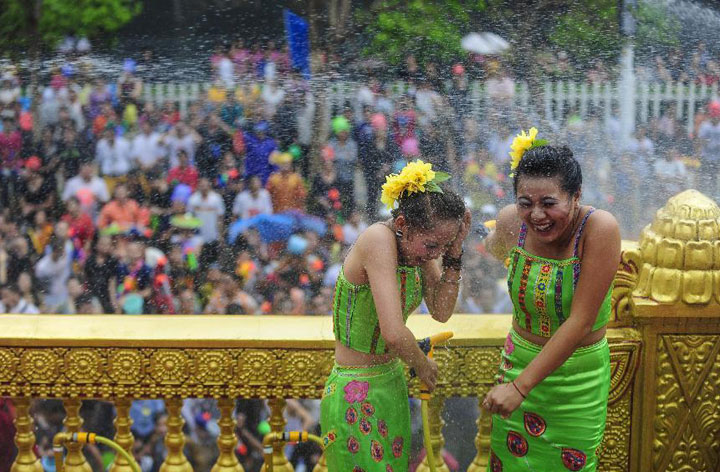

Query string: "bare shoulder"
[[355, 223, 398, 261], [584, 208, 620, 236]]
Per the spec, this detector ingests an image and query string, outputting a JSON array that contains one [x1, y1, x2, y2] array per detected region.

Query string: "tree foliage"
[[0, 0, 142, 55], [361, 0, 486, 66]]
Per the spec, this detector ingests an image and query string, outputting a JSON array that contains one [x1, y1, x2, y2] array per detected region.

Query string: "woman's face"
[[397, 217, 460, 266], [515, 176, 579, 245]]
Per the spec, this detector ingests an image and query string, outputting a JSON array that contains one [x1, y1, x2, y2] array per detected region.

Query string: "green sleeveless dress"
[[321, 265, 423, 472], [490, 208, 612, 472]]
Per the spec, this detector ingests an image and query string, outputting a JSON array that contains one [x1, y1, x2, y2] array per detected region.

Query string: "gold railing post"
[[110, 398, 135, 472], [159, 398, 192, 472], [416, 395, 449, 472], [10, 398, 42, 472], [260, 398, 293, 472], [211, 398, 244, 472], [311, 452, 327, 472], [62, 398, 92, 472], [467, 397, 492, 472]]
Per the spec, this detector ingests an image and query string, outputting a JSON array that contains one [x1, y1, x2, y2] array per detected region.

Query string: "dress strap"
[[517, 223, 528, 248], [572, 208, 595, 257]]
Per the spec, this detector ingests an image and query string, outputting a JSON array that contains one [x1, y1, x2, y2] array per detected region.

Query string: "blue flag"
[[283, 9, 311, 79]]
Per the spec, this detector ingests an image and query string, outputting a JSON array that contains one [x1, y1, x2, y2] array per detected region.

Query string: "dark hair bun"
[[512, 145, 582, 196]]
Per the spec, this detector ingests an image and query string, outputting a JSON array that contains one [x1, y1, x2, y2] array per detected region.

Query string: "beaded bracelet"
[[442, 251, 463, 271]]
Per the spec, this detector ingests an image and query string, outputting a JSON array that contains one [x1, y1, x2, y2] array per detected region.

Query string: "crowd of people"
[[1, 37, 720, 472]]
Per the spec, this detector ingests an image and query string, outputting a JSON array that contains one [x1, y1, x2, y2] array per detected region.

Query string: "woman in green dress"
[[482, 131, 621, 471], [320, 160, 470, 472]]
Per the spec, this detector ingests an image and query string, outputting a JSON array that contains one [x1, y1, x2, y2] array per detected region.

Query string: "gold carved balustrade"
[[0, 189, 718, 472]]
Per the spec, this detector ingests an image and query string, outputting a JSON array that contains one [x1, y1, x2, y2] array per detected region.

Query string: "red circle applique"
[[507, 431, 529, 457], [490, 449, 503, 472], [523, 412, 547, 437], [359, 417, 372, 435], [377, 419, 388, 437], [392, 436, 404, 458], [347, 436, 360, 454], [346, 407, 358, 425], [370, 440, 384, 462], [561, 448, 587, 471], [361, 401, 375, 417]]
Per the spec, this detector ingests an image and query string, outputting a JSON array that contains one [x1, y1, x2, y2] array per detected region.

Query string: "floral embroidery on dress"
[[385, 465, 394, 472], [523, 412, 547, 437], [322, 430, 337, 448], [361, 401, 375, 416], [490, 449, 503, 472], [392, 437, 404, 458], [507, 431, 529, 457], [352, 467, 365, 472], [323, 383, 336, 399], [344, 380, 369, 403], [370, 440, 384, 462], [359, 417, 372, 435], [504, 333, 515, 355], [346, 407, 358, 425], [377, 419, 388, 437], [347, 436, 360, 454], [561, 448, 587, 471]]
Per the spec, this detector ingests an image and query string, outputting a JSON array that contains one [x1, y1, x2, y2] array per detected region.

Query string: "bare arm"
[[483, 204, 518, 261], [361, 226, 438, 390], [422, 209, 470, 322]]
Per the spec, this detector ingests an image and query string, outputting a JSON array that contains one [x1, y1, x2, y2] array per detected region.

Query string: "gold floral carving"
[[633, 190, 720, 305], [611, 244, 641, 327], [653, 335, 720, 472]]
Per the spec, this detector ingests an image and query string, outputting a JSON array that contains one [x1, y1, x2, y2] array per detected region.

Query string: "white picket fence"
[[17, 79, 708, 134]]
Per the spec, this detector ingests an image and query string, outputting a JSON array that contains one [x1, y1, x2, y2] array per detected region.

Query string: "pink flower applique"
[[344, 380, 369, 403], [504, 333, 515, 355]]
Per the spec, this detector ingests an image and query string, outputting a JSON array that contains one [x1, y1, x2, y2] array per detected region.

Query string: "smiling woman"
[[481, 135, 621, 472], [320, 160, 470, 472]]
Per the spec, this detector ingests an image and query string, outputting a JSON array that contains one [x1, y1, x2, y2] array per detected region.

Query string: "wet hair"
[[512, 145, 582, 197], [391, 186, 465, 231]]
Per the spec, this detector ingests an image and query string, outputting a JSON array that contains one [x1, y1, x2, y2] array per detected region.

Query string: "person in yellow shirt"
[[266, 151, 307, 213]]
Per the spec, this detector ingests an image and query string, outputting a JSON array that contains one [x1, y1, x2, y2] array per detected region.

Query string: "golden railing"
[[1, 189, 719, 472]]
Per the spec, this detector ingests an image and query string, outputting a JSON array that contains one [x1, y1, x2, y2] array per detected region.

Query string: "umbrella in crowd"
[[461, 32, 510, 55]]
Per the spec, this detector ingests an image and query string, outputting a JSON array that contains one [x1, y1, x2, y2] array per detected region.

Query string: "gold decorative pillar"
[[416, 395, 449, 472], [467, 398, 492, 472], [62, 399, 92, 472], [159, 398, 192, 472], [614, 190, 720, 472], [10, 398, 42, 472], [110, 398, 135, 472], [311, 453, 327, 472], [212, 398, 244, 472], [260, 398, 293, 472]]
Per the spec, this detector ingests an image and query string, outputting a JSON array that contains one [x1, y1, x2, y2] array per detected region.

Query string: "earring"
[[395, 230, 403, 238]]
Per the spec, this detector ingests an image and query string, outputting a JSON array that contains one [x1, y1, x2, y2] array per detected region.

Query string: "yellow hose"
[[421, 400, 436, 472], [262, 431, 324, 472], [53, 432, 141, 472]]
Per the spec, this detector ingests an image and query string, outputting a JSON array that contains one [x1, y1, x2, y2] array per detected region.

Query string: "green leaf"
[[530, 139, 548, 149], [426, 182, 444, 194], [433, 171, 451, 183]]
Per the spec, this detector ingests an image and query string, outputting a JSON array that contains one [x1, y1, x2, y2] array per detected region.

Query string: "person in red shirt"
[[61, 196, 95, 252], [167, 149, 199, 191]]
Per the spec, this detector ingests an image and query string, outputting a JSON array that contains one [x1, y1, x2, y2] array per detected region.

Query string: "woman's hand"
[[448, 208, 472, 257], [482, 382, 525, 418], [417, 357, 439, 392]]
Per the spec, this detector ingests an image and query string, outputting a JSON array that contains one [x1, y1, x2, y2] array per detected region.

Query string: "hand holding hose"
[[417, 357, 439, 392]]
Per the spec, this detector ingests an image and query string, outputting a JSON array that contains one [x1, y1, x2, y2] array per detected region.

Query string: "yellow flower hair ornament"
[[508, 127, 547, 177], [380, 160, 450, 210]]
